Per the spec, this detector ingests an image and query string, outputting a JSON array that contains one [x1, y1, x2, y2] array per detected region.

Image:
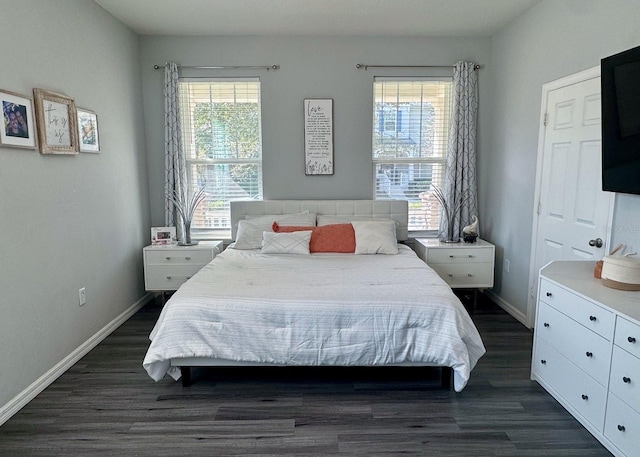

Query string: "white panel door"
[[528, 68, 614, 327]]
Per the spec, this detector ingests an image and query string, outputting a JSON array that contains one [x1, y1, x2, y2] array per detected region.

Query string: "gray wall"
[[485, 0, 640, 319], [140, 35, 492, 227], [0, 0, 150, 410]]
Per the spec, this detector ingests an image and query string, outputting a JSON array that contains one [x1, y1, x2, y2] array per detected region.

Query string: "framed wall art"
[[304, 98, 333, 175], [0, 89, 37, 150], [77, 108, 100, 153], [33, 88, 78, 155]]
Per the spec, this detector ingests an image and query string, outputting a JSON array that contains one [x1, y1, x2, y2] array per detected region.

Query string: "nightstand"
[[414, 238, 495, 297], [143, 241, 223, 292]]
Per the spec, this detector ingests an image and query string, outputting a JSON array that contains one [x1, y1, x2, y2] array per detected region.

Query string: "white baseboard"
[[0, 293, 154, 427], [483, 290, 530, 329]]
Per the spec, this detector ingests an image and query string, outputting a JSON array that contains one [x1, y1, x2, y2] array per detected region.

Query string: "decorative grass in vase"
[[432, 186, 472, 244], [166, 186, 206, 246]]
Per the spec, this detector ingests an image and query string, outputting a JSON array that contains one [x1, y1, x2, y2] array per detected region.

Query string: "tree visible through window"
[[179, 78, 263, 238], [373, 78, 452, 233]]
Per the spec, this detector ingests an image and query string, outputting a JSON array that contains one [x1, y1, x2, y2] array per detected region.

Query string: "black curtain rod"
[[153, 64, 279, 71], [356, 63, 481, 71]]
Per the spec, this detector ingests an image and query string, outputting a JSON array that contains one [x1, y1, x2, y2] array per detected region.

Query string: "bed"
[[143, 200, 486, 392]]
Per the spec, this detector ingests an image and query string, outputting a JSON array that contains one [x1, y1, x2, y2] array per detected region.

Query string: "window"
[[372, 78, 452, 233], [179, 78, 263, 238]]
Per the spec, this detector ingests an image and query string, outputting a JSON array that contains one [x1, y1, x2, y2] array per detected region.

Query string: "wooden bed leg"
[[180, 367, 192, 387], [440, 366, 453, 389]]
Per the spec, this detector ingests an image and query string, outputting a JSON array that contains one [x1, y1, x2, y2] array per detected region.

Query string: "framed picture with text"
[[151, 227, 177, 245], [33, 88, 78, 155], [0, 89, 37, 150], [304, 98, 334, 175], [77, 108, 100, 153]]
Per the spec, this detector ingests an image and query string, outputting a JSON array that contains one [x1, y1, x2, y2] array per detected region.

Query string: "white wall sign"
[[304, 98, 333, 175]]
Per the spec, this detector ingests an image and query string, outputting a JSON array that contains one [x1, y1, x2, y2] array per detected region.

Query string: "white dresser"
[[143, 241, 223, 291], [413, 238, 495, 289], [532, 261, 640, 457]]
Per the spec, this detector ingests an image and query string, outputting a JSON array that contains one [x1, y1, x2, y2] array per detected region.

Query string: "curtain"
[[164, 62, 187, 241], [440, 61, 479, 241]]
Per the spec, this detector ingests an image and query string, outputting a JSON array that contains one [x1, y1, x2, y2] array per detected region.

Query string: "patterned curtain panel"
[[440, 61, 479, 241], [164, 62, 187, 241]]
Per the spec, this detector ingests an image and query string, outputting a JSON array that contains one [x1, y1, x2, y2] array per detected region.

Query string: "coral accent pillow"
[[272, 222, 356, 253]]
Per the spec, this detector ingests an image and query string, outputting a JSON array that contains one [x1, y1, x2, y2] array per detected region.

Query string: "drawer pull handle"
[[629, 336, 637, 344], [543, 322, 550, 328], [186, 276, 191, 280], [623, 376, 631, 383], [546, 292, 552, 297], [165, 257, 171, 260], [166, 276, 172, 280], [589, 315, 597, 322], [448, 255, 475, 258], [540, 359, 546, 365], [448, 273, 473, 277], [617, 425, 625, 432], [585, 351, 593, 358], [185, 256, 191, 260], [581, 394, 588, 401]]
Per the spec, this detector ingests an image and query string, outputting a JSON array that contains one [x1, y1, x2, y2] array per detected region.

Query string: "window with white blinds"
[[372, 77, 452, 233], [179, 78, 263, 237]]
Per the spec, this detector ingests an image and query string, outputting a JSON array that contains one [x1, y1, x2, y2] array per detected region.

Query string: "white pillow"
[[245, 212, 316, 227], [352, 221, 398, 255], [261, 231, 312, 255], [233, 219, 274, 250]]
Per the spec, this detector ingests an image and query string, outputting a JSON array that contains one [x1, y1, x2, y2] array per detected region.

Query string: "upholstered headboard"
[[230, 200, 409, 241]]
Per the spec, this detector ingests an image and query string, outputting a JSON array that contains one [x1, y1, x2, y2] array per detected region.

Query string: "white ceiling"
[[94, 0, 542, 37]]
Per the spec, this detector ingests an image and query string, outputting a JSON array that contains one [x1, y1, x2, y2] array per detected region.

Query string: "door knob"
[[589, 238, 603, 248]]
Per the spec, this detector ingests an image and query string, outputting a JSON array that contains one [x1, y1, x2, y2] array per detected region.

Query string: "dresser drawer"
[[145, 249, 214, 266], [539, 279, 615, 340], [536, 301, 611, 386], [429, 263, 493, 288], [610, 346, 640, 413], [604, 393, 640, 457], [426, 247, 493, 264], [533, 338, 607, 430], [145, 265, 204, 291], [614, 317, 640, 359]]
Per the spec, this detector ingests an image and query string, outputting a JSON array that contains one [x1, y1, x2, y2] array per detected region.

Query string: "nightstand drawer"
[[429, 263, 493, 288], [145, 265, 204, 291], [145, 249, 214, 265], [143, 241, 223, 292], [426, 247, 493, 264], [539, 278, 614, 340]]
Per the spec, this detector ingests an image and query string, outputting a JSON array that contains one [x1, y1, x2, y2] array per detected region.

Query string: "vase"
[[178, 219, 198, 246], [441, 216, 460, 244]]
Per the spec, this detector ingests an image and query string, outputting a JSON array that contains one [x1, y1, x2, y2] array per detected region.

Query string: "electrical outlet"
[[504, 259, 511, 274], [79, 287, 86, 306]]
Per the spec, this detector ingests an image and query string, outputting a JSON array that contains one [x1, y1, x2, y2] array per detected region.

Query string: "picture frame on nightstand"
[[151, 226, 176, 245]]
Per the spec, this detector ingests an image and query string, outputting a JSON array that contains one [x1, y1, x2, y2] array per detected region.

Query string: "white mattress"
[[143, 245, 486, 391]]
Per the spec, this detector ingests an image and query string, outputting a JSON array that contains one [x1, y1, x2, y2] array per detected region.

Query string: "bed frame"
[[170, 199, 453, 389]]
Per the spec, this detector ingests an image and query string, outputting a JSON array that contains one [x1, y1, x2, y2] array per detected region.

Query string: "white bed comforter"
[[143, 245, 486, 391]]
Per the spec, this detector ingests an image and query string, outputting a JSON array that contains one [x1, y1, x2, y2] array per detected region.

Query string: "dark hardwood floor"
[[0, 293, 612, 456]]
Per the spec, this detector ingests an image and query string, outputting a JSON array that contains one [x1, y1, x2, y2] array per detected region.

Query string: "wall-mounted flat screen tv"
[[601, 44, 640, 195]]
